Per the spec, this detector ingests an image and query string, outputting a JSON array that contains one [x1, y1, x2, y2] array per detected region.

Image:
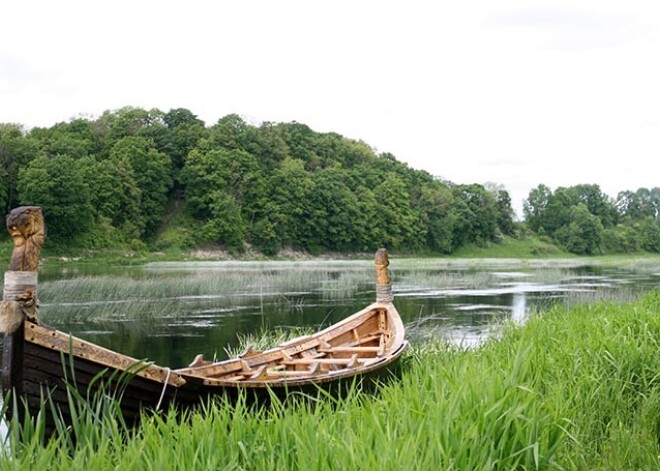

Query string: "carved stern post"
[[375, 248, 393, 303], [1, 206, 45, 398]]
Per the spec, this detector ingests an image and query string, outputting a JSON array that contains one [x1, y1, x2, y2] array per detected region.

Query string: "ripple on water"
[[450, 303, 511, 312]]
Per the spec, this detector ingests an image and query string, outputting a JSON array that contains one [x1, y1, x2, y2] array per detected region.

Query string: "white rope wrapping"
[[156, 367, 172, 410], [376, 283, 393, 303], [3, 271, 37, 300]]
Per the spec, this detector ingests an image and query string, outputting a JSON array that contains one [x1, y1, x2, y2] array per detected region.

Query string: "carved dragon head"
[[6, 206, 45, 241], [6, 206, 46, 272]]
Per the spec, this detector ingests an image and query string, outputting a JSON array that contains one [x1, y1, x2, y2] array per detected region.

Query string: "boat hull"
[[2, 302, 407, 429]]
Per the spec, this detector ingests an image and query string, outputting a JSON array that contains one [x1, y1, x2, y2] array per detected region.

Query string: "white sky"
[[2, 0, 660, 217]]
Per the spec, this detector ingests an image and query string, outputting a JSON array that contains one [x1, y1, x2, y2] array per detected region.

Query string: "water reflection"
[[7, 258, 660, 367], [511, 293, 527, 325]]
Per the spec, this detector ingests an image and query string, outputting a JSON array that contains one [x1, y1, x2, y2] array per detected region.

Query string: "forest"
[[0, 106, 658, 256]]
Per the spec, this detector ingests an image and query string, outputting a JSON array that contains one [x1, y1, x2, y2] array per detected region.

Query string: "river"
[[15, 257, 660, 368]]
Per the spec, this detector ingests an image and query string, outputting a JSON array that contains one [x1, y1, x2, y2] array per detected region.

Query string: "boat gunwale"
[[22, 321, 187, 387], [19, 302, 406, 390], [174, 301, 407, 387]]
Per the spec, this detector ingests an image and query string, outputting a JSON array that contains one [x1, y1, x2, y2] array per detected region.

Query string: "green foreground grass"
[[4, 293, 660, 470]]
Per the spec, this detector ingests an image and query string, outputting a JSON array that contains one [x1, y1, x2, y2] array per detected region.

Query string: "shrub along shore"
[[3, 292, 660, 469]]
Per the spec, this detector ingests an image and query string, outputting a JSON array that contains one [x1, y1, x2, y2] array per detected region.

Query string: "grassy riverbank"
[[5, 233, 660, 267], [4, 292, 660, 469], [0, 233, 578, 263]]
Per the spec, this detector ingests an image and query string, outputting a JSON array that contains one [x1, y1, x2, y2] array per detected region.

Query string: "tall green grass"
[[4, 292, 660, 469]]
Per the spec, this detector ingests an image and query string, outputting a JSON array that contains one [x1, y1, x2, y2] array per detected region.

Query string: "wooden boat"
[[1, 207, 407, 427]]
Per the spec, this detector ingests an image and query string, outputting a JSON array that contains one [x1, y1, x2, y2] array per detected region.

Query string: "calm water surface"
[[23, 258, 660, 368]]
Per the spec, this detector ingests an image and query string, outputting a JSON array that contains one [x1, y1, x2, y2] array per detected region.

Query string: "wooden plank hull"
[[2, 301, 407, 428]]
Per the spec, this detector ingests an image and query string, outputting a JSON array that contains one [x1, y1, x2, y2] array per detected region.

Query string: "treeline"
[[3, 107, 658, 256], [523, 184, 660, 254], [0, 107, 515, 254]]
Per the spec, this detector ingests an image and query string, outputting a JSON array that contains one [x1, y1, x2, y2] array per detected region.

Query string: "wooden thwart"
[[282, 354, 360, 367], [320, 346, 381, 353], [267, 362, 321, 377]]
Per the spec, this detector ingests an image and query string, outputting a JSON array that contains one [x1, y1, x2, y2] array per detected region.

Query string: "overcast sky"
[[2, 0, 659, 217]]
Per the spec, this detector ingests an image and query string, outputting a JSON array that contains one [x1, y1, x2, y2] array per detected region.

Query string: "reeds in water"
[[37, 267, 373, 322]]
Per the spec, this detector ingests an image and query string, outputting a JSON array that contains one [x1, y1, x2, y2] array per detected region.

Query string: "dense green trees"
[[639, 217, 660, 252], [4, 105, 657, 256], [110, 136, 173, 236], [450, 184, 499, 247], [554, 204, 603, 255], [616, 188, 660, 221], [18, 155, 93, 240], [523, 183, 660, 255], [180, 146, 253, 250], [264, 157, 314, 251], [77, 157, 143, 238], [1, 107, 520, 254], [0, 123, 38, 214], [172, 113, 514, 255]]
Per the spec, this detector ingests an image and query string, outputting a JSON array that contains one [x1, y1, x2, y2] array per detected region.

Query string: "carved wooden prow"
[[1, 206, 45, 397], [375, 248, 393, 303]]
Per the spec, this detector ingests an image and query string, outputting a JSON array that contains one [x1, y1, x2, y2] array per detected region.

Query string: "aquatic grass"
[[224, 326, 316, 358], [319, 270, 371, 300], [39, 273, 266, 303], [526, 267, 574, 285], [558, 285, 643, 308], [397, 265, 618, 291], [37, 273, 315, 322], [393, 256, 588, 271], [396, 270, 499, 291], [37, 266, 373, 321], [593, 255, 660, 273]]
